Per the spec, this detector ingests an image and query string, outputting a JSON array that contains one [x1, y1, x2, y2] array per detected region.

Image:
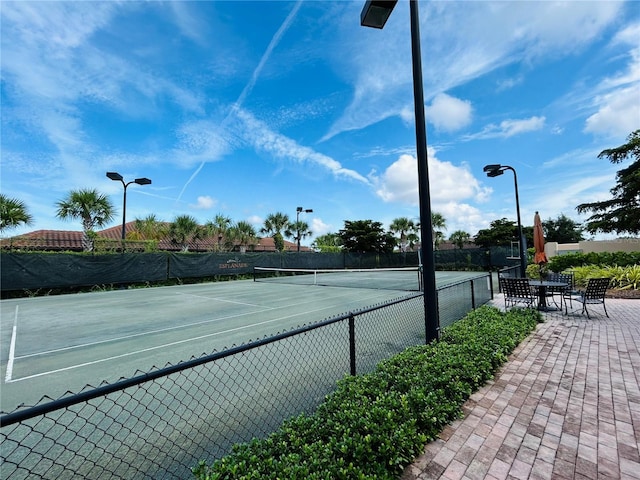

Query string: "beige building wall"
[[545, 239, 640, 258]]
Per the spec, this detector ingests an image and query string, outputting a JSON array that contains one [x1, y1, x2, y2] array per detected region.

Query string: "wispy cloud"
[[235, 109, 369, 184], [176, 1, 303, 200], [324, 1, 623, 140], [463, 116, 546, 141]]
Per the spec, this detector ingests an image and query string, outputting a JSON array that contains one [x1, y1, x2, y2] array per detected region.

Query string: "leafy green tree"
[[312, 233, 342, 252], [55, 189, 115, 252], [474, 218, 518, 248], [338, 220, 395, 253], [168, 215, 202, 252], [577, 130, 640, 235], [229, 221, 258, 252], [260, 212, 290, 252], [449, 230, 471, 249], [0, 194, 33, 232], [389, 217, 418, 252], [543, 214, 584, 243]]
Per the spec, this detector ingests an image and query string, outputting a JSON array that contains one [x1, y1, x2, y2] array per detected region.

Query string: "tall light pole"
[[295, 206, 313, 252], [106, 172, 152, 248], [361, 0, 439, 343], [483, 164, 527, 277]]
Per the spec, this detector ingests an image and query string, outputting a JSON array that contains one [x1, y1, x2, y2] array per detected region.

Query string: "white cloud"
[[465, 116, 546, 140], [437, 202, 488, 237], [371, 152, 491, 207], [311, 218, 332, 238], [174, 120, 234, 167], [247, 215, 263, 227], [582, 36, 640, 138], [235, 109, 370, 184], [426, 93, 473, 132], [584, 85, 640, 137], [190, 196, 216, 210], [325, 1, 622, 139]]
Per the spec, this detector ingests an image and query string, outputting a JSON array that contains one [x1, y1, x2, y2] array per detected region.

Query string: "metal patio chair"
[[546, 272, 575, 310], [565, 277, 610, 318], [500, 277, 536, 310]]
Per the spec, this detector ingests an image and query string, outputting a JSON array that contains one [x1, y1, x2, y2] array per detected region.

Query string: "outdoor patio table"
[[528, 280, 568, 311]]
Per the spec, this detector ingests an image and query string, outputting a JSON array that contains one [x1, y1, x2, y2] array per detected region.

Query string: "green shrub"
[[193, 306, 541, 480], [549, 251, 640, 272], [567, 264, 640, 290]]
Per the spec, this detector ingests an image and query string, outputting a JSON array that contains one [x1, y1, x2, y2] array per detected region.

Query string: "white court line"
[[12, 290, 370, 361], [6, 301, 343, 383], [175, 292, 263, 307], [5, 305, 19, 383], [16, 305, 276, 360]]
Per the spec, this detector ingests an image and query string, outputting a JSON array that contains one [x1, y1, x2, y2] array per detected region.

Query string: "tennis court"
[[0, 270, 484, 414]]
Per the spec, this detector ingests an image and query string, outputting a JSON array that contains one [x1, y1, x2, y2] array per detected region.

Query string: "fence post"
[[348, 314, 356, 376], [470, 279, 476, 309]]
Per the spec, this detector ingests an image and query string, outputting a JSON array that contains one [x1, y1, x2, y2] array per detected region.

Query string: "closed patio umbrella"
[[533, 211, 548, 266]]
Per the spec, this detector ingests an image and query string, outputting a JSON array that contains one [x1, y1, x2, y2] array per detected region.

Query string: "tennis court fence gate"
[[1, 275, 492, 479]]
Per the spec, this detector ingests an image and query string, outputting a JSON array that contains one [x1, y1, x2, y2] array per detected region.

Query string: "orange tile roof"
[[1, 223, 312, 252]]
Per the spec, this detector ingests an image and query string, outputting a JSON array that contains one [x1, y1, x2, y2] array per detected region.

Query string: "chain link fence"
[[1, 275, 491, 479]]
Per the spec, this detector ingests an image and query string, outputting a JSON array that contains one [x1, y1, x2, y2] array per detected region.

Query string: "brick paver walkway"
[[402, 297, 640, 480]]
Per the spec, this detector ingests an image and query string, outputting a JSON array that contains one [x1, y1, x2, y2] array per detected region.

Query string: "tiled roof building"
[[1, 223, 312, 252]]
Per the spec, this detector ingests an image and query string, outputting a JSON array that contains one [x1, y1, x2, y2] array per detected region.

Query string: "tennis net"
[[253, 266, 422, 291]]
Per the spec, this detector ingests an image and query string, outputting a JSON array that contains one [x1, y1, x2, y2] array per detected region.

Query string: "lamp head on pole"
[[134, 178, 152, 186], [360, 0, 398, 28], [106, 171, 123, 182], [483, 164, 504, 178]]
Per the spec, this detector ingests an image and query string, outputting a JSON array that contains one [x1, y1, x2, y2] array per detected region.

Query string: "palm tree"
[[55, 189, 115, 252], [449, 230, 471, 250], [131, 214, 168, 240], [168, 215, 202, 252], [288, 220, 312, 252], [0, 194, 33, 232], [204, 213, 232, 251], [431, 212, 447, 250], [312, 233, 342, 252], [230, 221, 258, 253], [389, 217, 417, 252], [260, 212, 290, 252]]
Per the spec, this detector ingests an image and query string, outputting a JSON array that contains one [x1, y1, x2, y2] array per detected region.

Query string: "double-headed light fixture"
[[361, 0, 439, 343], [295, 206, 313, 252], [106, 172, 152, 244]]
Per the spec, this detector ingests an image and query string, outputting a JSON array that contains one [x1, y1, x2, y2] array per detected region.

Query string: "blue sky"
[[2, 1, 639, 246]]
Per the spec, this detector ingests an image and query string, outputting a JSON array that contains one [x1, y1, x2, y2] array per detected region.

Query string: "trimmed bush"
[[549, 251, 640, 272], [193, 306, 541, 480]]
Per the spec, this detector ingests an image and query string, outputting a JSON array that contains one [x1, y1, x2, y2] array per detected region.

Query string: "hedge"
[[193, 306, 542, 480]]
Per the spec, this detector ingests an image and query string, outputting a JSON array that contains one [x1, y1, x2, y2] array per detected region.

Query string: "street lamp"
[[483, 164, 527, 277], [295, 206, 313, 252], [106, 172, 152, 248], [361, 0, 439, 343]]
